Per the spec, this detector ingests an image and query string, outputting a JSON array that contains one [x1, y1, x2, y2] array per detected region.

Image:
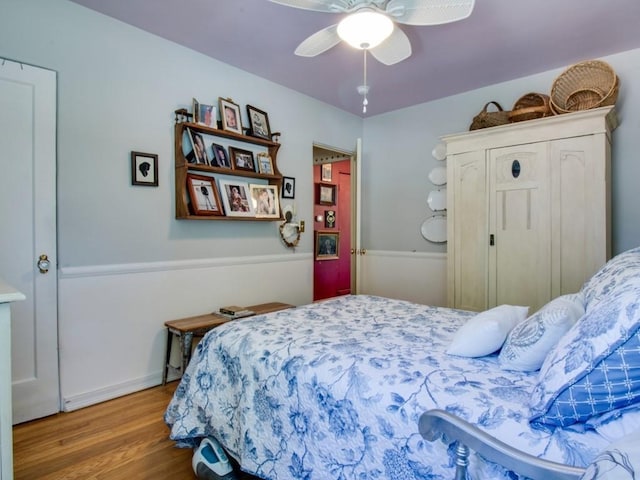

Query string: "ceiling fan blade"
[[269, 0, 351, 13], [295, 24, 341, 57], [369, 26, 411, 65], [386, 0, 475, 26]]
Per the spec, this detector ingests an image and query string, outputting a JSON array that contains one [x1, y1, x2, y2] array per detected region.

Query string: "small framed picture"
[[324, 210, 336, 228], [218, 180, 255, 217], [250, 184, 280, 218], [282, 176, 295, 199], [246, 104, 271, 140], [210, 143, 231, 169], [256, 153, 274, 175], [186, 173, 223, 216], [131, 151, 158, 186], [188, 129, 210, 165], [317, 183, 336, 205], [219, 97, 242, 134], [229, 147, 255, 172], [321, 163, 332, 182], [193, 98, 217, 129], [315, 231, 339, 260]]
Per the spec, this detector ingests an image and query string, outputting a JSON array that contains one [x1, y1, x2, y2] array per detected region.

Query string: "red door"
[[313, 159, 351, 301]]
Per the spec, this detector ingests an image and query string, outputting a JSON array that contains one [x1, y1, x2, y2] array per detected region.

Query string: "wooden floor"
[[12, 382, 257, 480]]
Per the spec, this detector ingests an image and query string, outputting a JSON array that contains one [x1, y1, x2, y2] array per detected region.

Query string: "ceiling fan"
[[269, 0, 475, 65]]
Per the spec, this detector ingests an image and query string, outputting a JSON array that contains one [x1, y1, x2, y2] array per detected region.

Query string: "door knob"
[[37, 254, 51, 274]]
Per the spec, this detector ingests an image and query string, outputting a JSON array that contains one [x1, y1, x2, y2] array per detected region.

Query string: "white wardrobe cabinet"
[[444, 107, 617, 313]]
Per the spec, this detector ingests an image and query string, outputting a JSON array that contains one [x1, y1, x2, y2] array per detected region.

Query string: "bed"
[[165, 246, 640, 479]]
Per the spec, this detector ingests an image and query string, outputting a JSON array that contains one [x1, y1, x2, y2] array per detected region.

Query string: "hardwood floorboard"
[[12, 382, 260, 480]]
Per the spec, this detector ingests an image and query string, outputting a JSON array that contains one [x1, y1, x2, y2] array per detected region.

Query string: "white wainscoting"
[[359, 250, 447, 306], [57, 250, 447, 411], [58, 253, 313, 411]]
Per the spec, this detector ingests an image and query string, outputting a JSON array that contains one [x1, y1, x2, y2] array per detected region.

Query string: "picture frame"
[[188, 129, 210, 165], [218, 97, 242, 134], [282, 176, 295, 199], [317, 183, 336, 205], [321, 163, 332, 182], [131, 151, 158, 187], [250, 184, 280, 218], [256, 152, 274, 175], [315, 231, 339, 260], [186, 173, 223, 216], [193, 98, 217, 129], [218, 179, 255, 217], [210, 142, 231, 169], [229, 146, 255, 172], [246, 104, 271, 140]]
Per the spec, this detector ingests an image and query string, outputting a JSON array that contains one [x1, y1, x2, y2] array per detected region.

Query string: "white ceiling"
[[68, 0, 640, 117]]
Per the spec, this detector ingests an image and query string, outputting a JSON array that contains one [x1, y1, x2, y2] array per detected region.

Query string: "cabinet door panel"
[[449, 151, 487, 311], [489, 143, 551, 312], [551, 135, 610, 295]]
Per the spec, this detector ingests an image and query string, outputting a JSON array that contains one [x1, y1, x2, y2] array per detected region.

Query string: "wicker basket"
[[509, 93, 553, 122], [550, 60, 619, 114], [469, 101, 510, 130]]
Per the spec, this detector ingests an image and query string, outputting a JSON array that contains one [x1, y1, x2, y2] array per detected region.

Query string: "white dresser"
[[444, 107, 617, 313], [0, 280, 25, 480]]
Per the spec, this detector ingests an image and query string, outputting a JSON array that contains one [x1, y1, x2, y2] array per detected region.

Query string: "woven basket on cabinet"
[[509, 93, 553, 122], [550, 60, 619, 114], [469, 101, 511, 130]]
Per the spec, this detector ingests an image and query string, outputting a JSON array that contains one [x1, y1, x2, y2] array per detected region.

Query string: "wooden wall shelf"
[[174, 120, 283, 221]]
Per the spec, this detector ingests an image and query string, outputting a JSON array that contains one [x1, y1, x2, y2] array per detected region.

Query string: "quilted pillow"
[[580, 246, 640, 311], [499, 293, 584, 372], [447, 304, 529, 357], [529, 251, 640, 427]]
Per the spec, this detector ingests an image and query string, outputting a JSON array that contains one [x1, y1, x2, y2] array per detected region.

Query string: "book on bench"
[[219, 305, 254, 318]]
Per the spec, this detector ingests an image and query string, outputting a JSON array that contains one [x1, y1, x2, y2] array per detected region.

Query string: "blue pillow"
[[581, 246, 640, 311], [529, 248, 640, 427]]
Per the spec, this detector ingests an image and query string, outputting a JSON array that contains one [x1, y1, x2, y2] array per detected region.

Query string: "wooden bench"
[[162, 302, 294, 384]]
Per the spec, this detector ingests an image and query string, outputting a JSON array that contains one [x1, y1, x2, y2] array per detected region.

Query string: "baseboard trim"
[[62, 373, 162, 412]]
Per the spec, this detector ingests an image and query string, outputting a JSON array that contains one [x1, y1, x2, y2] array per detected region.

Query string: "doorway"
[[0, 58, 59, 423], [312, 144, 354, 301]]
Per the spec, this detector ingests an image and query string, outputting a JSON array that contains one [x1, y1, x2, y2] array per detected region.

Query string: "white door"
[[0, 59, 59, 423]]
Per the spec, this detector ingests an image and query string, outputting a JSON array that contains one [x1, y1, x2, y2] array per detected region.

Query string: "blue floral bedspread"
[[164, 295, 611, 479]]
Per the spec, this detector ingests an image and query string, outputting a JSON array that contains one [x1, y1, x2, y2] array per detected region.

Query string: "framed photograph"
[[218, 179, 255, 217], [193, 98, 217, 129], [321, 163, 332, 182], [250, 184, 280, 218], [219, 97, 242, 134], [282, 176, 295, 199], [188, 129, 210, 165], [131, 151, 158, 186], [246, 104, 271, 140], [317, 183, 336, 205], [229, 147, 255, 172], [256, 153, 274, 175], [210, 143, 231, 169], [325, 209, 336, 228], [315, 231, 339, 260], [186, 173, 223, 216]]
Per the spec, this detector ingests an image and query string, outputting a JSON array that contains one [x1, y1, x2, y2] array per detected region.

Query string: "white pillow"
[[447, 305, 529, 357], [498, 293, 584, 372]]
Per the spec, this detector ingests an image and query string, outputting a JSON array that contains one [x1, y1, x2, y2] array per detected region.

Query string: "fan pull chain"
[[362, 49, 368, 114]]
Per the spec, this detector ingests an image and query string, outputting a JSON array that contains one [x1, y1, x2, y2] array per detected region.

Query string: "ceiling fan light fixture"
[[337, 10, 394, 50]]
